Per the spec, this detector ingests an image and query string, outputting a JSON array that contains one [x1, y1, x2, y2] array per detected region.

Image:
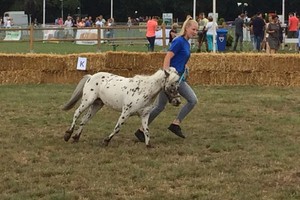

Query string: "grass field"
[[0, 41, 160, 54], [0, 40, 297, 54], [1, 84, 300, 199]]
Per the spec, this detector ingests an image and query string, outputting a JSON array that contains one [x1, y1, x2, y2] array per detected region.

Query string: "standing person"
[[206, 16, 218, 52], [287, 12, 299, 51], [264, 14, 273, 54], [266, 15, 282, 54], [105, 18, 114, 39], [233, 13, 245, 51], [251, 12, 266, 52], [95, 16, 104, 27], [146, 16, 158, 52], [134, 17, 198, 142], [168, 23, 178, 44], [64, 15, 73, 38], [248, 15, 256, 51], [5, 18, 12, 28], [127, 16, 133, 45], [58, 18, 63, 26], [85, 17, 92, 27], [197, 12, 208, 52]]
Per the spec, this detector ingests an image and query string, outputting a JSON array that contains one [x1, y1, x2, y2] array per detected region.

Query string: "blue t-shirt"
[[169, 36, 190, 75]]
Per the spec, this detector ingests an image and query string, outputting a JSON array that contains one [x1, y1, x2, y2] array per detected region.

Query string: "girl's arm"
[[163, 51, 175, 70]]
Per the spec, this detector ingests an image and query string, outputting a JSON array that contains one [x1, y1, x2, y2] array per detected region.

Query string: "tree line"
[[1, 0, 300, 24]]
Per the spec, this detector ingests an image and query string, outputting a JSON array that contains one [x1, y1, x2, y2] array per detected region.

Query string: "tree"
[[24, 0, 37, 23]]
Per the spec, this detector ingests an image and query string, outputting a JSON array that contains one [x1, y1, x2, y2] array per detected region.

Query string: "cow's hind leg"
[[103, 108, 131, 146], [72, 99, 104, 142], [64, 95, 96, 142], [64, 107, 84, 142]]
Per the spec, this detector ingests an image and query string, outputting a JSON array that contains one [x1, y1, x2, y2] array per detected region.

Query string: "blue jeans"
[[146, 36, 155, 52], [254, 35, 263, 51], [148, 81, 198, 124]]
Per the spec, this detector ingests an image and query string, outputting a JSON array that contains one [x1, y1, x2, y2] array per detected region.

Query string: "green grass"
[[0, 41, 162, 54], [1, 84, 300, 199], [0, 40, 296, 54]]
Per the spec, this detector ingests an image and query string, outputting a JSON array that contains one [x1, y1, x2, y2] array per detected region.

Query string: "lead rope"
[[178, 68, 188, 84]]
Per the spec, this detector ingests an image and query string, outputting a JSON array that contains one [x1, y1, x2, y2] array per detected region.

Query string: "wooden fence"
[[0, 24, 169, 52]]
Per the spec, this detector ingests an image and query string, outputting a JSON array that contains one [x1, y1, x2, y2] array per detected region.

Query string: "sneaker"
[[168, 124, 186, 138], [134, 129, 145, 142]]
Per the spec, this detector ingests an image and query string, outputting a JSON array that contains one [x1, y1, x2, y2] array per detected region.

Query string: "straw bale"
[[104, 51, 152, 71], [0, 54, 30, 71], [148, 52, 165, 69], [289, 72, 300, 86], [0, 69, 42, 84], [66, 53, 106, 71], [1, 52, 300, 86], [41, 69, 88, 84]]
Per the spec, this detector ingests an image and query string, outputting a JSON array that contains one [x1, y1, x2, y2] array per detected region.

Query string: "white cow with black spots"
[[62, 67, 180, 147]]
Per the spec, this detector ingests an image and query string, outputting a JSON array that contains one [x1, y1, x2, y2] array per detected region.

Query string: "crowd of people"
[[2, 11, 299, 53], [196, 11, 299, 54], [52, 14, 116, 38]]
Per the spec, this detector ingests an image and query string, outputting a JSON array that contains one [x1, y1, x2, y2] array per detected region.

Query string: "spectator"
[[105, 18, 115, 40], [95, 17, 104, 27], [146, 16, 158, 52], [54, 17, 59, 25], [64, 15, 74, 38], [266, 15, 282, 54], [206, 16, 218, 52], [127, 17, 133, 45], [251, 12, 266, 52], [77, 18, 85, 28], [5, 17, 13, 28], [169, 23, 178, 44], [287, 12, 299, 51], [33, 18, 38, 27], [264, 14, 273, 53], [127, 16, 132, 28], [99, 15, 106, 25], [197, 12, 208, 52], [248, 15, 256, 51], [58, 18, 63, 26], [85, 17, 92, 27], [233, 13, 245, 52]]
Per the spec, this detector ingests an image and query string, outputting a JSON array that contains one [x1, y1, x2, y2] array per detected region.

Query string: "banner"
[[155, 29, 171, 46], [75, 29, 103, 45], [162, 13, 173, 26], [43, 25, 65, 42], [4, 29, 22, 41]]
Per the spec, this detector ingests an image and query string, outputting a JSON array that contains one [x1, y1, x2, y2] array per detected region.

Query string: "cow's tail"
[[62, 75, 92, 111]]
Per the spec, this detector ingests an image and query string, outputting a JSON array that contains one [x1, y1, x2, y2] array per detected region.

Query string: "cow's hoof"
[[64, 132, 72, 142]]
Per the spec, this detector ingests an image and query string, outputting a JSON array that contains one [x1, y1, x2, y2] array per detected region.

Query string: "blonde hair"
[[178, 17, 198, 36]]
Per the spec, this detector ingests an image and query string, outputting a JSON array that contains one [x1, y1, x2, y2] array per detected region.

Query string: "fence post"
[[29, 25, 34, 53], [97, 26, 101, 52], [162, 23, 167, 52]]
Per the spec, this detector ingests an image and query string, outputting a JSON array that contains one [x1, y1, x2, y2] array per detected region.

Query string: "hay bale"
[[1, 52, 300, 86], [0, 69, 42, 84]]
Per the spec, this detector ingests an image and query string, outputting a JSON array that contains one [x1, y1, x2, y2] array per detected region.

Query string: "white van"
[[3, 11, 28, 26]]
